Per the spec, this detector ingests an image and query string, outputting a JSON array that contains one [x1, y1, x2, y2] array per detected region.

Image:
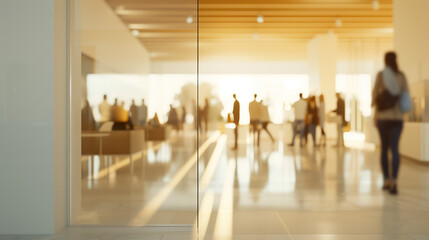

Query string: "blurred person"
[[110, 98, 121, 122], [82, 100, 96, 131], [232, 94, 240, 150], [120, 101, 129, 122], [249, 94, 261, 146], [139, 99, 148, 126], [259, 100, 275, 143], [167, 104, 179, 130], [372, 51, 409, 195], [288, 93, 308, 146], [148, 113, 161, 127], [197, 105, 203, 134], [110, 99, 132, 130], [192, 99, 197, 130], [307, 96, 318, 147], [332, 93, 345, 147], [129, 99, 139, 127], [303, 96, 310, 146], [318, 94, 326, 146], [98, 94, 111, 123], [181, 105, 187, 130], [202, 98, 210, 133]]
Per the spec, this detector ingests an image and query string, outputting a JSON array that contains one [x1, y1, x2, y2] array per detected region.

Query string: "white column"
[[395, 0, 429, 161], [394, 0, 429, 84], [307, 33, 338, 138], [0, 0, 67, 234]]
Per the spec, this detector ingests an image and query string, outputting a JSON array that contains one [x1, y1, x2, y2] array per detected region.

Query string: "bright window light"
[[336, 74, 372, 119]]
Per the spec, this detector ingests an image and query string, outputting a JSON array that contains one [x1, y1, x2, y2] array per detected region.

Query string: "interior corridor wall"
[[81, 0, 151, 74], [394, 0, 429, 84], [0, 0, 67, 234], [394, 0, 429, 161]]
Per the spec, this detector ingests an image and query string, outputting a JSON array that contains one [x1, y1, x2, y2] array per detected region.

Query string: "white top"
[[249, 100, 261, 121], [293, 99, 308, 121], [139, 104, 148, 122], [260, 104, 270, 122], [99, 100, 111, 122]]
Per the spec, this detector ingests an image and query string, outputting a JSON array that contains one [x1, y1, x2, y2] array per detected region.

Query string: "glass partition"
[[70, 0, 198, 226]]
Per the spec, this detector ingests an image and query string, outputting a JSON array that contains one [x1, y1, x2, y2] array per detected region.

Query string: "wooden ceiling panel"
[[105, 0, 393, 61]]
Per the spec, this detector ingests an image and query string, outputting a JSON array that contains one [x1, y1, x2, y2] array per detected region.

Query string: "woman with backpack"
[[372, 52, 410, 195]]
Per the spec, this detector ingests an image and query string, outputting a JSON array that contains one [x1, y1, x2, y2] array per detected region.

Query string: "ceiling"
[[105, 0, 393, 61]]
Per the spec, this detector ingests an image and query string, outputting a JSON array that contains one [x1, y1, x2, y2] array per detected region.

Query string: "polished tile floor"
[[6, 125, 429, 239]]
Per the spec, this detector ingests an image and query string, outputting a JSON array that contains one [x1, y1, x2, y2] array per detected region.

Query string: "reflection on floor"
[[72, 126, 429, 239]]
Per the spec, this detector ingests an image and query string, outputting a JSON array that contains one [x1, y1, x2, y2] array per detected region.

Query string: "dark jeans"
[[308, 123, 316, 146], [291, 120, 305, 145], [376, 120, 403, 180], [250, 120, 260, 145]]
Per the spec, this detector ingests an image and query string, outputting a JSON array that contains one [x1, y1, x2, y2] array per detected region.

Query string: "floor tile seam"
[[409, 234, 429, 240], [290, 233, 418, 237], [326, 198, 366, 211], [274, 211, 297, 240], [159, 233, 166, 240]]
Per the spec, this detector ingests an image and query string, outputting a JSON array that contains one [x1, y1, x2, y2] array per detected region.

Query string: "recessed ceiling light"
[[335, 18, 342, 27], [372, 0, 380, 10], [150, 52, 158, 58], [132, 30, 140, 37], [256, 15, 264, 24], [186, 16, 193, 24], [253, 32, 259, 40]]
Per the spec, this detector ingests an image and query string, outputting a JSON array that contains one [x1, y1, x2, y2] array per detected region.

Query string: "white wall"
[[0, 0, 67, 234], [394, 0, 429, 84], [81, 0, 151, 74]]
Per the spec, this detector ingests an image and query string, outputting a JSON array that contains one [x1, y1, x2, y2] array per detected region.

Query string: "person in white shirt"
[[98, 94, 111, 123], [289, 93, 308, 146], [249, 94, 261, 145], [259, 100, 275, 143]]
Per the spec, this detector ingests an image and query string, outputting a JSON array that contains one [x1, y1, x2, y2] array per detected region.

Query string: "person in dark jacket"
[[232, 94, 240, 150], [167, 105, 179, 130], [307, 96, 318, 147]]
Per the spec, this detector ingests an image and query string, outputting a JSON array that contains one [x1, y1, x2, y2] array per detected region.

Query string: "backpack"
[[375, 72, 400, 111], [375, 89, 399, 111]]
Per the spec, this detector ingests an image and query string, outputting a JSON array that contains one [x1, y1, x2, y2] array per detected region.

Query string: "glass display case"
[[408, 79, 429, 122], [400, 79, 429, 162]]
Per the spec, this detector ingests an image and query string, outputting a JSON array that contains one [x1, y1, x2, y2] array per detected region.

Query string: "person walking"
[[259, 100, 275, 143], [232, 94, 240, 150], [249, 94, 261, 146], [318, 94, 326, 146], [307, 96, 318, 147], [181, 105, 187, 131], [289, 93, 308, 146], [332, 93, 345, 147], [372, 51, 409, 195], [167, 104, 179, 130], [202, 98, 210, 133]]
